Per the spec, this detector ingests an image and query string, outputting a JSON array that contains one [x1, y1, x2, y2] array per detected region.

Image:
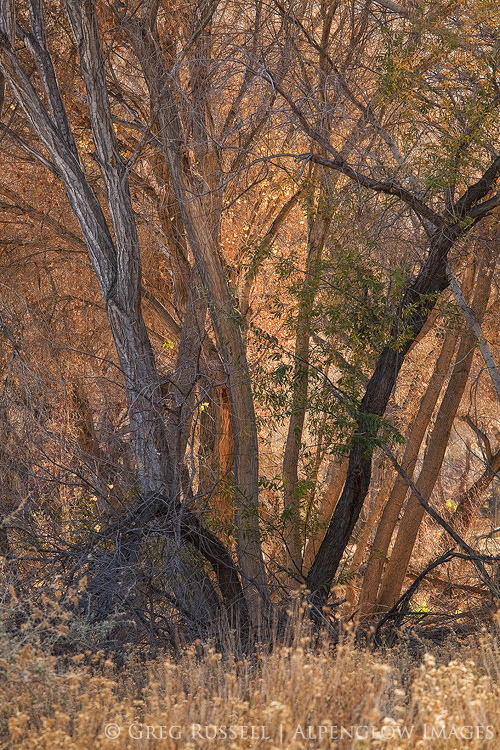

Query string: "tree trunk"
[[302, 456, 349, 574], [348, 464, 395, 579], [0, 2, 250, 631], [357, 327, 458, 617], [124, 14, 268, 612], [305, 223, 461, 607], [376, 257, 494, 611], [282, 187, 333, 574]]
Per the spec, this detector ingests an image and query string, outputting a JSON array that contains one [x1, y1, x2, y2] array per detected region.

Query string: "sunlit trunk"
[[357, 327, 458, 617], [377, 258, 493, 611]]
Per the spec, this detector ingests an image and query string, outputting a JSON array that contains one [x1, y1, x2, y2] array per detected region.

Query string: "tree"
[[253, 0, 500, 608], [1, 0, 500, 646], [0, 0, 251, 631]]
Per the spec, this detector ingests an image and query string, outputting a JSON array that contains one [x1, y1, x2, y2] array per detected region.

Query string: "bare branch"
[[462, 414, 493, 463], [310, 153, 444, 226], [452, 155, 500, 217], [446, 262, 500, 404], [379, 442, 500, 601]]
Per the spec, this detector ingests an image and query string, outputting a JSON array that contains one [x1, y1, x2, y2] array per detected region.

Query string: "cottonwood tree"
[[0, 0, 268, 632]]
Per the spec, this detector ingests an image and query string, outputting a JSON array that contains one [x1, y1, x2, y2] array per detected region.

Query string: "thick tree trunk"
[[0, 2, 251, 631], [125, 16, 268, 612], [197, 383, 234, 509], [166, 268, 209, 481], [376, 258, 493, 611], [0, 0, 177, 504], [348, 465, 395, 578]]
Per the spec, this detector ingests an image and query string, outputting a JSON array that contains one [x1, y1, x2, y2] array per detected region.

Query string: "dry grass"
[[2, 597, 500, 749]]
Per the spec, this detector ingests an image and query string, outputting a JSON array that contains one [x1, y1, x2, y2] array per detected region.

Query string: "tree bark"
[[305, 223, 462, 606], [357, 326, 458, 617], [123, 10, 268, 611], [376, 257, 494, 611], [348, 464, 395, 578], [302, 456, 349, 574]]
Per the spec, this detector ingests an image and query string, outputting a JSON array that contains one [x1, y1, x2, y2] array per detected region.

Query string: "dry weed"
[[1, 607, 500, 749]]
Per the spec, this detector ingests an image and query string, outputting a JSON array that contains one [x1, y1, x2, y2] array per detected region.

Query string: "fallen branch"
[[374, 549, 484, 645]]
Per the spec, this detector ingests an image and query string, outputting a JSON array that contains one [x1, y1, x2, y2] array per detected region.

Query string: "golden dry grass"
[[2, 612, 500, 750]]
